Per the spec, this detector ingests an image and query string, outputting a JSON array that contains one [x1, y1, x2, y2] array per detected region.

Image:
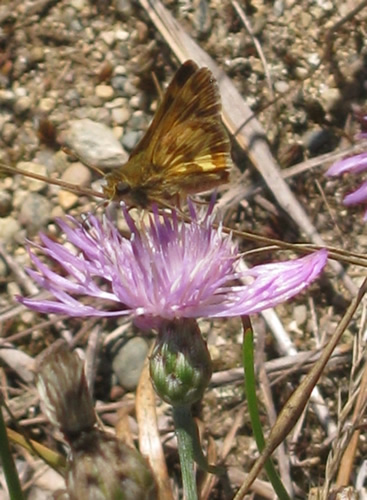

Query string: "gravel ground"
[[0, 0, 367, 498]]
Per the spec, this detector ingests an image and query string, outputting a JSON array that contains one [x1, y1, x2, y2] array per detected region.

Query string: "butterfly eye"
[[116, 181, 131, 196]]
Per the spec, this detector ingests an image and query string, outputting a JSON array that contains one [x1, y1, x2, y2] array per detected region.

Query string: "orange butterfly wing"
[[104, 60, 231, 205]]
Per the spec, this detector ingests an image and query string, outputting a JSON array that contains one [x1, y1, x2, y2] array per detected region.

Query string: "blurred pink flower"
[[326, 117, 367, 219], [19, 203, 327, 329]]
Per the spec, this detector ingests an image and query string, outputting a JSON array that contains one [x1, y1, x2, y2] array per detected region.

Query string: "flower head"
[[326, 115, 367, 219], [37, 345, 157, 499], [19, 203, 327, 329]]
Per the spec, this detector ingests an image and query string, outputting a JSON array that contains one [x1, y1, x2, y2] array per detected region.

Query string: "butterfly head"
[[102, 170, 151, 207], [103, 172, 132, 201]]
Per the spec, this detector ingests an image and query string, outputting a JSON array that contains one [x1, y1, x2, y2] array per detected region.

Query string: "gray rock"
[[95, 84, 115, 100], [111, 107, 130, 125], [193, 0, 212, 37], [111, 75, 127, 92], [113, 0, 133, 19], [14, 95, 32, 115], [121, 130, 141, 151], [0, 89, 15, 106], [1, 122, 17, 144], [112, 337, 149, 391], [61, 162, 92, 186], [320, 87, 341, 114], [303, 127, 336, 155], [38, 97, 56, 113], [100, 30, 116, 47], [16, 162, 48, 192], [64, 89, 80, 107], [293, 305, 307, 327], [19, 193, 51, 234], [57, 162, 92, 209], [0, 216, 20, 244], [61, 119, 128, 169], [274, 80, 290, 94], [29, 46, 44, 65]]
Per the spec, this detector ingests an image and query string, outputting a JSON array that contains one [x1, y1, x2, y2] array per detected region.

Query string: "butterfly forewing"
[[150, 62, 230, 177], [104, 60, 231, 205], [128, 60, 199, 159]]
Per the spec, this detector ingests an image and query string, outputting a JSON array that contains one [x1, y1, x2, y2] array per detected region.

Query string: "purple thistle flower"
[[326, 116, 367, 220], [19, 203, 327, 329]]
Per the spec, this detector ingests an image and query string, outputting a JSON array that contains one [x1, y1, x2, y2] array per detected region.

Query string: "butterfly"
[[0, 60, 231, 208]]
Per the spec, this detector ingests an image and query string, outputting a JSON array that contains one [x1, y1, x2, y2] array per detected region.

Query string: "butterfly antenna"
[[0, 161, 106, 200]]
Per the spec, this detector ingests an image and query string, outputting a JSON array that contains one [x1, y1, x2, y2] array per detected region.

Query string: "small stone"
[[100, 31, 115, 47], [112, 126, 123, 140], [56, 162, 91, 209], [115, 29, 130, 41], [70, 0, 85, 10], [316, 0, 334, 11], [111, 75, 127, 92], [273, 0, 284, 16], [293, 305, 307, 327], [113, 0, 133, 19], [61, 162, 92, 186], [193, 0, 212, 37], [2, 122, 17, 144], [320, 87, 341, 114], [14, 95, 32, 115], [300, 12, 312, 28], [13, 54, 29, 78], [19, 193, 52, 234], [294, 66, 309, 80], [14, 87, 28, 98], [61, 119, 128, 169], [112, 338, 149, 391], [58, 190, 78, 210], [38, 97, 56, 113], [105, 97, 126, 109], [307, 52, 321, 68], [0, 216, 20, 244], [111, 107, 130, 125], [114, 65, 127, 75], [123, 80, 137, 97], [121, 130, 141, 151], [16, 162, 48, 192], [27, 465, 65, 500], [0, 89, 15, 105], [274, 81, 290, 94], [95, 84, 114, 100], [130, 94, 144, 109], [29, 46, 44, 64], [64, 89, 80, 107], [303, 127, 336, 155]]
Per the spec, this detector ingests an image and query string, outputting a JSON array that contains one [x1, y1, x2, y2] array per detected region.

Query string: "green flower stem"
[[0, 406, 24, 500], [242, 316, 290, 500], [173, 405, 198, 500]]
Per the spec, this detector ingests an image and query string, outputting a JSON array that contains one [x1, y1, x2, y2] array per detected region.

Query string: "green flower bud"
[[150, 319, 212, 406]]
